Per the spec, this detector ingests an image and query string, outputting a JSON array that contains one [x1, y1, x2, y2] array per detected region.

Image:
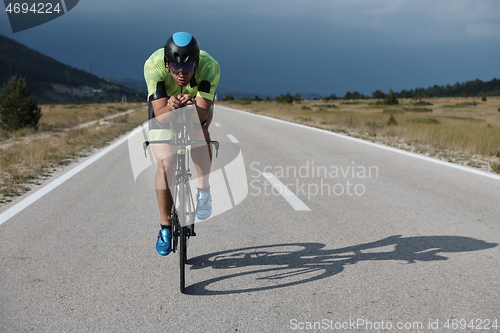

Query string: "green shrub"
[[312, 104, 337, 108], [404, 107, 433, 112], [412, 101, 433, 106], [443, 101, 477, 108], [0, 74, 42, 131], [491, 162, 500, 174], [275, 92, 301, 104], [384, 90, 399, 105], [387, 114, 398, 126], [382, 108, 404, 114], [408, 118, 440, 124]]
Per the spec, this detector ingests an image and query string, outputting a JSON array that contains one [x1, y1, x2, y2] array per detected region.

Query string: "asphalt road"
[[1, 105, 499, 332]]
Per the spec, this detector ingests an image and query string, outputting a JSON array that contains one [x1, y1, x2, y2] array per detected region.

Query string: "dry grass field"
[[0, 103, 147, 203], [220, 96, 500, 173]]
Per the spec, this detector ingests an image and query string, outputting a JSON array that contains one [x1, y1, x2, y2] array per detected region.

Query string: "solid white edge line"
[[0, 135, 129, 226], [226, 134, 239, 143], [262, 172, 311, 211], [217, 105, 500, 181]]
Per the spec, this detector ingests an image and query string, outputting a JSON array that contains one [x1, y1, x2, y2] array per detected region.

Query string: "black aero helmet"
[[164, 32, 200, 65]]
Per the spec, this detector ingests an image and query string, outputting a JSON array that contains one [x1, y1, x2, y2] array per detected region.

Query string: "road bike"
[[143, 106, 219, 293]]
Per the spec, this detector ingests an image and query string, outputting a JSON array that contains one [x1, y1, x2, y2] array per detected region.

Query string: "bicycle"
[[143, 106, 219, 293]]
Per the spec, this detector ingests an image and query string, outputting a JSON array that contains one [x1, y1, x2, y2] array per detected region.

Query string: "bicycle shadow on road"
[[185, 235, 497, 295]]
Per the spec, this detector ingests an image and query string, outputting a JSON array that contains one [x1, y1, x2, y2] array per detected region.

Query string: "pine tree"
[[384, 89, 399, 105], [0, 74, 42, 131]]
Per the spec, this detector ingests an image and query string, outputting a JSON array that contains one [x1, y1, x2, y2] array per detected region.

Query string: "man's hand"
[[177, 94, 195, 107], [165, 94, 195, 111], [166, 96, 183, 110], [154, 93, 213, 125]]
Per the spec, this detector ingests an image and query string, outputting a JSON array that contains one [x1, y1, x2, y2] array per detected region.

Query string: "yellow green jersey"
[[144, 49, 220, 103], [144, 48, 220, 140]]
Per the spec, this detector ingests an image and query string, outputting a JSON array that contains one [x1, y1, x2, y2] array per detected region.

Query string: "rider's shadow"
[[185, 235, 497, 295]]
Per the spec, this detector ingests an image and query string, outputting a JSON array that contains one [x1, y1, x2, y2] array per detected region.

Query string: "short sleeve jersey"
[[144, 49, 220, 103]]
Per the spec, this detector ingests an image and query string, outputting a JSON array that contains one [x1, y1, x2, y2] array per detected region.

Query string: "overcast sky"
[[1, 0, 499, 97]]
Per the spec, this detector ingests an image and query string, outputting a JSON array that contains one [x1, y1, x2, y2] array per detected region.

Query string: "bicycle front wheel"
[[178, 182, 188, 294], [179, 225, 187, 293]]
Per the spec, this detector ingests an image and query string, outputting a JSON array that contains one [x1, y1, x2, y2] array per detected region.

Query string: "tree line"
[[222, 78, 500, 102], [322, 78, 500, 100]]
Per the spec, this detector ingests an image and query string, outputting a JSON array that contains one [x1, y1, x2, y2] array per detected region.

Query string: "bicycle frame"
[[143, 109, 219, 228], [143, 107, 219, 293]]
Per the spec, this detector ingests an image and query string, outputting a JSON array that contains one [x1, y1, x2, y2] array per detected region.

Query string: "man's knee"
[[202, 126, 211, 141], [201, 109, 213, 127], [157, 156, 175, 174]]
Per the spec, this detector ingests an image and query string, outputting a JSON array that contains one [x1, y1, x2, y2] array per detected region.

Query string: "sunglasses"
[[168, 61, 196, 75]]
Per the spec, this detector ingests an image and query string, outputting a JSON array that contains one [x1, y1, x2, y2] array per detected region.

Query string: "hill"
[[0, 35, 144, 104], [106, 77, 147, 93]]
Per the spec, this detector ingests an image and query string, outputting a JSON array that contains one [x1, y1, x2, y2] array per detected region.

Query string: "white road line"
[[0, 136, 129, 226], [227, 134, 239, 143], [218, 105, 500, 181], [214, 122, 221, 127], [262, 173, 311, 211]]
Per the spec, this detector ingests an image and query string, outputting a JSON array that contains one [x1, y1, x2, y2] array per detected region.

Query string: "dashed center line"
[[262, 173, 311, 211], [226, 134, 239, 143]]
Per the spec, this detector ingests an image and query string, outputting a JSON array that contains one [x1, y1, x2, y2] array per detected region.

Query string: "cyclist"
[[144, 32, 220, 256]]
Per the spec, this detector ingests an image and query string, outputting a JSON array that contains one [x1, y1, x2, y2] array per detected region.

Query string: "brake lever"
[[212, 141, 219, 158], [143, 141, 149, 158]]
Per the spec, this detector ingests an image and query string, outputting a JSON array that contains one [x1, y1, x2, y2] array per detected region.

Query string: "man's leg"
[[152, 144, 176, 255], [190, 110, 213, 187], [190, 111, 213, 219], [154, 163, 173, 225]]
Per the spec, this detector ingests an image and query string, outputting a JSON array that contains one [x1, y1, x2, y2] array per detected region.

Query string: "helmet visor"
[[168, 61, 196, 75]]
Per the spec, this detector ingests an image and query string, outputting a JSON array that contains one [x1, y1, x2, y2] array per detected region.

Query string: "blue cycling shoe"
[[156, 227, 172, 256], [195, 187, 212, 220]]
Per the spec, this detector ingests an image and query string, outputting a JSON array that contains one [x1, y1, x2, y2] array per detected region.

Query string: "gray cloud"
[[2, 0, 499, 96]]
